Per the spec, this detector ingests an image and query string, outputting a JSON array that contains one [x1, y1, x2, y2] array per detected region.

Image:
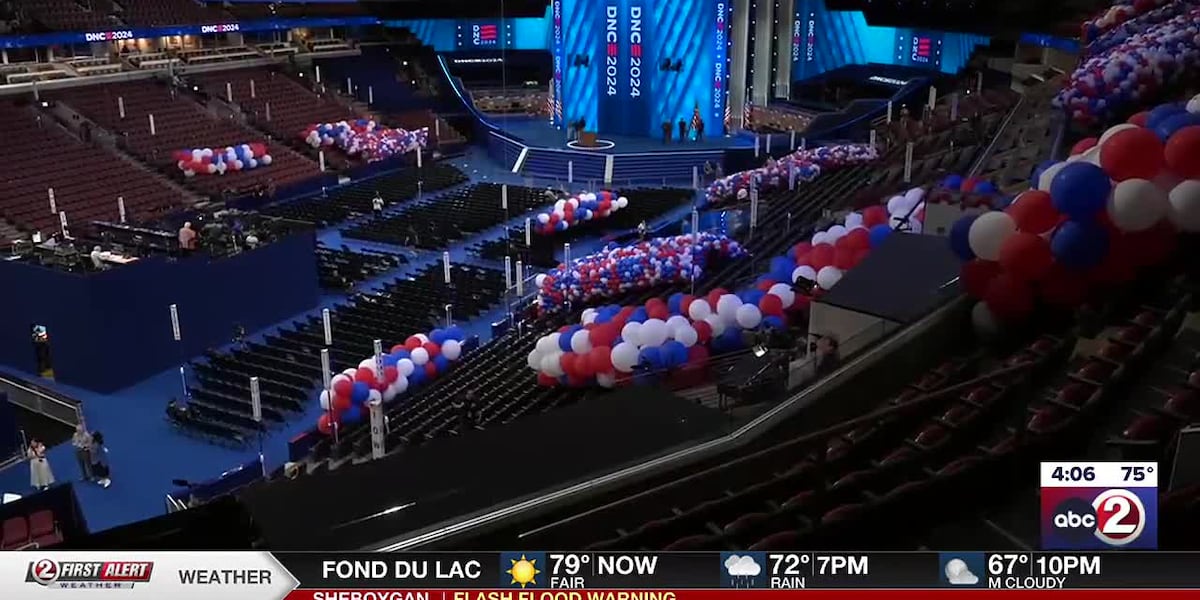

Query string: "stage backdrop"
[[790, 0, 989, 81]]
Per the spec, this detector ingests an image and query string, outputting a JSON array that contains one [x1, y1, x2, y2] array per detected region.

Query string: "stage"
[[490, 115, 756, 154]]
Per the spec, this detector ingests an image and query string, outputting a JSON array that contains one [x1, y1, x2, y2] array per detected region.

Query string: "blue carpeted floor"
[[0, 150, 705, 535]]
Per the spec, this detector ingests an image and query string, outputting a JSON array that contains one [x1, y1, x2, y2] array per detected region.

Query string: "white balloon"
[[540, 352, 565, 377], [536, 333, 560, 355], [611, 342, 640, 373], [971, 301, 1000, 338], [665, 315, 691, 335], [342, 368, 357, 377], [811, 231, 830, 245], [391, 360, 413, 381], [674, 325, 698, 347], [904, 187, 926, 204], [358, 358, 378, 374], [1081, 146, 1102, 166], [825, 225, 847, 241], [570, 329, 592, 354], [716, 294, 743, 319], [620, 321, 642, 346], [687, 298, 712, 320], [410, 347, 430, 365], [703, 313, 726, 337], [767, 283, 796, 309], [844, 212, 864, 229], [1099, 123, 1138, 145], [886, 195, 906, 214], [1109, 178, 1168, 232], [392, 375, 409, 394], [527, 349, 543, 371], [382, 385, 398, 402], [319, 390, 332, 410], [735, 303, 763, 329], [441, 339, 462, 361], [1188, 93, 1200, 114], [1168, 179, 1200, 232], [367, 389, 382, 404], [1037, 162, 1067, 191], [639, 318, 669, 347], [581, 308, 598, 325], [816, 266, 844, 290], [331, 373, 351, 389], [413, 333, 429, 344], [596, 372, 617, 388], [793, 265, 817, 283], [535, 273, 548, 288], [968, 211, 1017, 260]]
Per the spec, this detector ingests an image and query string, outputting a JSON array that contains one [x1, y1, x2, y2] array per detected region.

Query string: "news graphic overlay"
[[1041, 461, 1158, 549], [938, 553, 985, 587], [27, 559, 153, 589], [720, 553, 766, 588], [501, 553, 545, 588]]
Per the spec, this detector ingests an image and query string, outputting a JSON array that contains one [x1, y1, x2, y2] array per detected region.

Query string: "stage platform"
[[240, 383, 729, 550], [492, 116, 756, 154]]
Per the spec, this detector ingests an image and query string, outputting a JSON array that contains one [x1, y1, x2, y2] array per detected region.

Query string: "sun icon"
[[507, 555, 541, 588]]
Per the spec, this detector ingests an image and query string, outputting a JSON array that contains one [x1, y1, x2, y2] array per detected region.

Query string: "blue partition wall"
[[0, 232, 319, 393]]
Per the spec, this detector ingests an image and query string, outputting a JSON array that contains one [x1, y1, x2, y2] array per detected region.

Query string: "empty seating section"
[[190, 69, 358, 157], [125, 52, 180, 71], [472, 89, 549, 115], [1, 509, 63, 550], [0, 102, 185, 240], [178, 47, 260, 65], [177, 263, 505, 443], [221, 2, 369, 19], [258, 164, 467, 227], [52, 81, 319, 196], [471, 187, 694, 267], [116, 0, 232, 27], [21, 0, 110, 31], [343, 183, 549, 249], [317, 245, 408, 290]]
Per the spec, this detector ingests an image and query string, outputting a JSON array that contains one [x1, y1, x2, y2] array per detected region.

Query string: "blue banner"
[[624, 0, 649, 136], [596, 0, 649, 136], [455, 19, 514, 49], [596, 0, 623, 134], [792, 0, 818, 81], [552, 0, 564, 127], [711, 0, 729, 135], [0, 16, 379, 49]]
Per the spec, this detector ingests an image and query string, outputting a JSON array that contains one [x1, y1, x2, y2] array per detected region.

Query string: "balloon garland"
[[174, 143, 272, 177], [535, 232, 748, 312], [535, 191, 629, 234], [1055, 4, 1200, 125], [302, 119, 429, 163], [702, 143, 880, 207], [950, 113, 1195, 326], [315, 326, 467, 435]]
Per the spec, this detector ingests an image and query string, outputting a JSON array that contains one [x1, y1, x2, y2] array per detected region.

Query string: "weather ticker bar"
[[276, 552, 1200, 590]]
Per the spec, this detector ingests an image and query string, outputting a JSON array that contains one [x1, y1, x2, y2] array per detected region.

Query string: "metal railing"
[[0, 375, 83, 427], [966, 93, 1026, 179]]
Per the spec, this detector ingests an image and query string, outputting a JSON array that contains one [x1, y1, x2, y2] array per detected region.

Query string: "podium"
[[578, 130, 598, 147]]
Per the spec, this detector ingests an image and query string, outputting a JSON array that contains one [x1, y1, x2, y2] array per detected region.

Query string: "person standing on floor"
[[28, 440, 54, 491], [372, 191, 384, 218], [90, 431, 111, 488], [72, 424, 93, 482]]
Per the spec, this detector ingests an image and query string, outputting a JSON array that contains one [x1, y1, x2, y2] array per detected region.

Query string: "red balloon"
[[647, 304, 670, 320], [566, 374, 589, 387], [537, 373, 559, 387], [1039, 264, 1090, 308], [404, 336, 423, 350], [421, 341, 440, 358], [707, 288, 728, 307], [851, 248, 870, 268], [862, 205, 888, 227], [692, 320, 713, 343], [317, 413, 337, 435], [333, 378, 353, 399], [792, 293, 812, 312], [332, 393, 352, 412], [961, 177, 980, 193], [574, 353, 596, 378], [756, 278, 776, 292], [832, 248, 856, 270], [1100, 127, 1164, 180], [1164, 125, 1200, 179], [1125, 220, 1177, 267], [984, 273, 1035, 322], [1070, 137, 1098, 156], [1127, 111, 1150, 127], [383, 365, 399, 384], [759, 294, 784, 317], [961, 259, 1002, 299], [1087, 246, 1137, 286], [354, 367, 375, 383], [560, 353, 579, 378], [1006, 190, 1060, 234], [423, 362, 438, 379], [589, 323, 617, 347], [792, 242, 813, 258], [809, 243, 835, 270], [997, 232, 1054, 281], [590, 346, 614, 374], [686, 344, 710, 366], [841, 228, 870, 251], [680, 294, 696, 315], [390, 344, 407, 354]]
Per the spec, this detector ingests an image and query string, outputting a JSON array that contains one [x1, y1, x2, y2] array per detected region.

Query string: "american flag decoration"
[[547, 79, 556, 125], [743, 97, 753, 130], [691, 102, 702, 135], [723, 100, 731, 132]]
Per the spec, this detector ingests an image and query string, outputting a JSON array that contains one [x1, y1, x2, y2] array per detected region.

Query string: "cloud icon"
[[945, 559, 979, 585], [725, 555, 762, 577]]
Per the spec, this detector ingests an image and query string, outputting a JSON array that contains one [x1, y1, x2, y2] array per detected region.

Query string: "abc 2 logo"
[[1040, 487, 1157, 549]]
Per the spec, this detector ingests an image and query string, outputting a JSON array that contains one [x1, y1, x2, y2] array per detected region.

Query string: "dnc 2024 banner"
[[596, 0, 650, 136]]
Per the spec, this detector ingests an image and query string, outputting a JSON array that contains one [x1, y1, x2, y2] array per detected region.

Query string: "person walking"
[[371, 191, 384, 218], [90, 431, 111, 488], [28, 440, 54, 491], [72, 424, 93, 482]]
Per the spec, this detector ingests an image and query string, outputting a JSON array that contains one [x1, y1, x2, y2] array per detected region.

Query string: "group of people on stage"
[[27, 424, 112, 492], [661, 117, 705, 144]]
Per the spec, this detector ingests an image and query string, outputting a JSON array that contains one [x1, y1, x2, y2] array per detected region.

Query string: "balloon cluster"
[[302, 120, 429, 163], [703, 143, 880, 207], [950, 116, 1196, 325], [928, 174, 1006, 209], [315, 327, 467, 435], [535, 190, 629, 234], [1055, 4, 1200, 124], [528, 286, 801, 388], [174, 143, 272, 177], [1082, 0, 1175, 46], [534, 233, 747, 312]]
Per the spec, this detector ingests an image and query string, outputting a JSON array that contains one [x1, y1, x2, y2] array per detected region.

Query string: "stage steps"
[[611, 150, 724, 184]]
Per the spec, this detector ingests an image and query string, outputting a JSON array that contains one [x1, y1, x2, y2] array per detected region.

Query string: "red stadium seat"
[[1, 517, 29, 550]]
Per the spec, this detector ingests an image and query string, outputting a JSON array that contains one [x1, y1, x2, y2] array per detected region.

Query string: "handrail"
[[372, 294, 966, 550], [966, 93, 1025, 179], [0, 375, 83, 426]]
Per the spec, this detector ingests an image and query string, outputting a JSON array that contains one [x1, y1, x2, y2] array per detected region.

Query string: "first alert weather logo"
[[507, 555, 541, 588]]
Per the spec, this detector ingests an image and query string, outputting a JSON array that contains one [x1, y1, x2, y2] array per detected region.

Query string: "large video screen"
[[456, 20, 515, 49]]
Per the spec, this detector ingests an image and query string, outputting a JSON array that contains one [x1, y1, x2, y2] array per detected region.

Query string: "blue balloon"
[[350, 381, 370, 404], [741, 290, 766, 306], [1030, 160, 1057, 188], [949, 214, 977, 261], [975, 181, 997, 195], [393, 349, 410, 360], [1050, 162, 1111, 220], [1051, 220, 1109, 270], [763, 315, 785, 329], [868, 224, 893, 248], [445, 326, 465, 341], [408, 366, 426, 386], [343, 404, 364, 423], [639, 346, 664, 369], [429, 328, 447, 345], [662, 340, 687, 367], [769, 256, 793, 277], [1154, 112, 1200, 141], [630, 308, 648, 323], [667, 293, 684, 315], [382, 354, 400, 367], [558, 327, 578, 352], [1146, 103, 1186, 130], [433, 354, 450, 373], [943, 174, 964, 190], [719, 327, 744, 350]]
